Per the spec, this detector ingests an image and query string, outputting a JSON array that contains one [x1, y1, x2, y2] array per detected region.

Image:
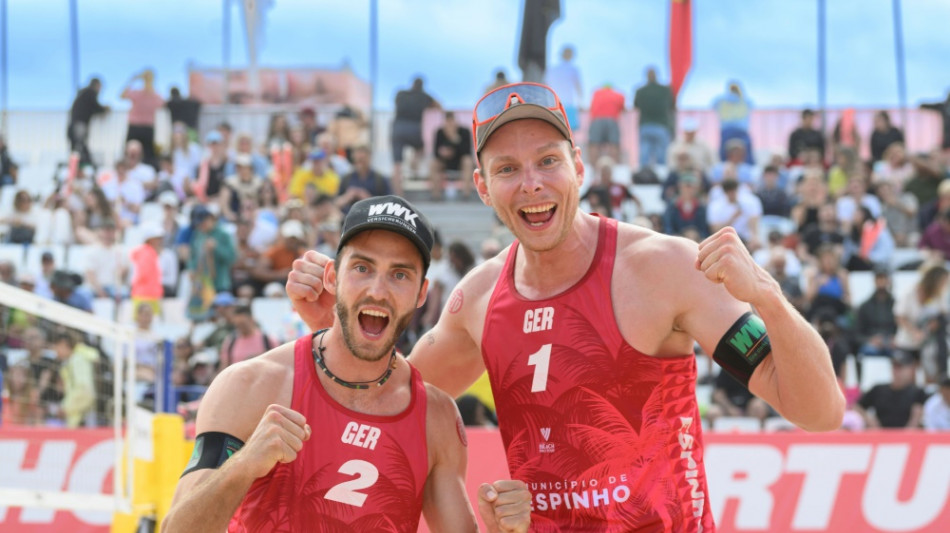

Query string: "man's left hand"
[[696, 227, 777, 305], [477, 480, 531, 533]]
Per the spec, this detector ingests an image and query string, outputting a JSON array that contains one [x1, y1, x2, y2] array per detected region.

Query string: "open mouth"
[[519, 203, 557, 227], [358, 309, 390, 337]]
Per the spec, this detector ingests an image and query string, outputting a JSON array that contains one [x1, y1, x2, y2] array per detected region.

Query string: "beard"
[[335, 297, 415, 362]]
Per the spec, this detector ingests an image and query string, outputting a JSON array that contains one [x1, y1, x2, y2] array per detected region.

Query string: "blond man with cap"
[[164, 195, 531, 532], [288, 83, 844, 531]]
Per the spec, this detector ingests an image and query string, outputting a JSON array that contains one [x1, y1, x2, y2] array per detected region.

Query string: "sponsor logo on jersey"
[[539, 427, 555, 453], [678, 416, 705, 532]]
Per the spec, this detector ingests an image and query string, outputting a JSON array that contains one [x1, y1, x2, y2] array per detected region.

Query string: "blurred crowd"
[[2, 62, 950, 432]]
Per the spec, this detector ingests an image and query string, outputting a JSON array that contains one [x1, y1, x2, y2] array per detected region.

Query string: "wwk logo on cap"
[[368, 201, 419, 227]]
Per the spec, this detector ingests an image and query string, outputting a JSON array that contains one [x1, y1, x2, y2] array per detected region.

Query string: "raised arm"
[[162, 350, 308, 532], [688, 227, 844, 431]]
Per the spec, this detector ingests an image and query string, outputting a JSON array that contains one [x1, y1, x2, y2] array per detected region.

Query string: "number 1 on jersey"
[[528, 344, 552, 392]]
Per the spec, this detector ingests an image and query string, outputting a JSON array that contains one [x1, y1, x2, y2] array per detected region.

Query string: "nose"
[[365, 272, 390, 300], [520, 166, 543, 195]]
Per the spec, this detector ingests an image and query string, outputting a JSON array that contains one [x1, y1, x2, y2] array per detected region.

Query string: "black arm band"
[[181, 432, 245, 478], [712, 312, 772, 387]]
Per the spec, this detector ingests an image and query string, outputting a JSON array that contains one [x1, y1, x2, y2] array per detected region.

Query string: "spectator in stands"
[[662, 171, 709, 238], [1, 190, 38, 244], [216, 304, 276, 372], [266, 112, 291, 148], [854, 350, 927, 428], [854, 267, 897, 359], [876, 180, 919, 248], [762, 245, 805, 312], [251, 220, 307, 291], [98, 159, 145, 226], [869, 110, 904, 163], [129, 222, 165, 313], [231, 218, 261, 296], [544, 45, 582, 130], [157, 191, 180, 250], [391, 77, 440, 195], [485, 69, 510, 94], [67, 78, 109, 167], [288, 149, 340, 199], [831, 108, 860, 162], [713, 80, 754, 164], [813, 310, 852, 385], [315, 132, 353, 177], [798, 202, 844, 263], [919, 208, 950, 262], [225, 132, 270, 179], [336, 145, 391, 213], [788, 109, 826, 163], [0, 259, 15, 285], [708, 369, 771, 430], [328, 105, 368, 162], [662, 149, 710, 204], [298, 107, 323, 146], [827, 147, 858, 198], [753, 230, 801, 278], [586, 83, 625, 165], [5, 361, 43, 425], [216, 122, 234, 156], [73, 186, 116, 245], [84, 222, 130, 299], [894, 262, 948, 366], [756, 165, 792, 218], [124, 140, 158, 195], [132, 301, 160, 398], [843, 207, 895, 271], [120, 69, 164, 168], [220, 154, 264, 223], [188, 207, 236, 295], [201, 292, 237, 350], [920, 90, 950, 150], [51, 330, 98, 428], [873, 142, 914, 192], [429, 111, 474, 201], [633, 67, 675, 170], [196, 130, 230, 201], [666, 117, 715, 174], [709, 139, 756, 188], [582, 156, 640, 220], [803, 244, 850, 320], [905, 151, 946, 213], [792, 169, 829, 234], [836, 176, 882, 232], [922, 375, 950, 430], [21, 327, 61, 423], [165, 86, 201, 140], [707, 177, 762, 249], [0, 134, 13, 187]]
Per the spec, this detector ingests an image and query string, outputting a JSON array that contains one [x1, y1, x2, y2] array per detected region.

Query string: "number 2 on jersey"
[[324, 459, 379, 507], [527, 344, 552, 392]]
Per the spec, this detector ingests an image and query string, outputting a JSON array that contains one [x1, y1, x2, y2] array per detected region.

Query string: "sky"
[[2, 0, 949, 112]]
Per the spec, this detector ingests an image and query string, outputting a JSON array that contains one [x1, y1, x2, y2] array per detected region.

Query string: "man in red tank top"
[[164, 196, 531, 532], [287, 85, 844, 532]]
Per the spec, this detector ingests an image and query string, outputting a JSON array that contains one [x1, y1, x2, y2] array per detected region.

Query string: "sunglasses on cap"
[[472, 82, 573, 158]]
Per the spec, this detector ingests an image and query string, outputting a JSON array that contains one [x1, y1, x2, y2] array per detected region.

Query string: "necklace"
[[311, 329, 397, 390]]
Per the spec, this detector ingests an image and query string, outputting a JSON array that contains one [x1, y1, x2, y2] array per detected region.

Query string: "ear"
[[474, 167, 492, 207], [323, 259, 338, 297], [416, 278, 429, 310], [572, 145, 585, 187]]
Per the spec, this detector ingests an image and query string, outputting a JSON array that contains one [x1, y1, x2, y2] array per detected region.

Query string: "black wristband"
[[712, 312, 772, 387], [181, 432, 245, 478]]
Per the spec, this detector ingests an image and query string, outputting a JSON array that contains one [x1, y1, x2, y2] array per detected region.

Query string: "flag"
[[669, 0, 692, 97]]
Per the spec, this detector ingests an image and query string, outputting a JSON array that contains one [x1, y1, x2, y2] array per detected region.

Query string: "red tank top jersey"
[[229, 334, 429, 532], [481, 217, 714, 532]]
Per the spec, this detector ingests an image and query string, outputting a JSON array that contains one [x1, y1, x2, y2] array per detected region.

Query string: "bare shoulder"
[[456, 247, 508, 299], [615, 223, 701, 281], [423, 382, 465, 451], [195, 341, 296, 441]]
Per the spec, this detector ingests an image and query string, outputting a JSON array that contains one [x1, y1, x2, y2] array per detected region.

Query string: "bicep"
[[410, 318, 485, 398], [421, 396, 477, 532]]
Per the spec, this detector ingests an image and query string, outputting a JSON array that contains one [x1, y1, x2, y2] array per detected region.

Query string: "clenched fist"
[[696, 227, 780, 306], [477, 480, 532, 533], [286, 250, 336, 331]]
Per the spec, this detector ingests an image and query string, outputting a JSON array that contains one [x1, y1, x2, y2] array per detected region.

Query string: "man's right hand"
[[287, 250, 336, 331], [237, 404, 311, 480]]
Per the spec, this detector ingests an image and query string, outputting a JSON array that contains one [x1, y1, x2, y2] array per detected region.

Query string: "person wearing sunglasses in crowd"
[[287, 83, 843, 531], [163, 196, 530, 533]]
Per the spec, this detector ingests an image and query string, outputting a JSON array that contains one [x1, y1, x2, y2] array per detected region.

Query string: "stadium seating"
[[860, 356, 893, 391], [712, 416, 762, 432]]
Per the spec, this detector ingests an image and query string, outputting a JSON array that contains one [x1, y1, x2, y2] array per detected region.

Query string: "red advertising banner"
[[2, 428, 948, 532]]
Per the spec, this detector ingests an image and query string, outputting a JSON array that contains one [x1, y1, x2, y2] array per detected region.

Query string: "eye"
[[496, 165, 515, 175], [393, 271, 409, 281], [355, 264, 369, 273], [541, 156, 558, 166]]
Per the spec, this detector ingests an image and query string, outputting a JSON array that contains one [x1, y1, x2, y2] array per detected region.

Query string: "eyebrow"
[[487, 142, 567, 166], [347, 252, 420, 273]]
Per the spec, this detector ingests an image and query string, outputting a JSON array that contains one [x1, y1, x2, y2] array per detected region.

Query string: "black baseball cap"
[[337, 195, 434, 271]]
